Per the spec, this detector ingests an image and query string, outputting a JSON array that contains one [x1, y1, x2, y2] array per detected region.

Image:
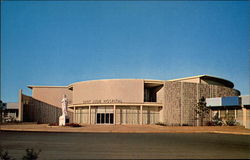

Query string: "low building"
[[1, 102, 19, 122], [18, 75, 244, 126], [206, 95, 250, 128]]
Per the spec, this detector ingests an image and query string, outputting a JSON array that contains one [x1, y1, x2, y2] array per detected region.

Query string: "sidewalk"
[[1, 123, 250, 135]]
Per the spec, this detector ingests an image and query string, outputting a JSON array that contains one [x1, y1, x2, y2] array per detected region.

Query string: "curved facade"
[[70, 79, 144, 104], [25, 75, 241, 126]]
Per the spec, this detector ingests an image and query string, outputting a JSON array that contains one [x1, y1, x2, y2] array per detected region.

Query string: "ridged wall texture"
[[163, 81, 240, 126], [182, 82, 197, 125], [163, 81, 181, 125], [22, 94, 73, 124]]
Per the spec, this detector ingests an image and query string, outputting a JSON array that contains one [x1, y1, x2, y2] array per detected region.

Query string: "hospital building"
[[18, 75, 249, 128]]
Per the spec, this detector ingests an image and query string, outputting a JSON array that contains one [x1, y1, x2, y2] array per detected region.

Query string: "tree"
[[195, 97, 210, 126]]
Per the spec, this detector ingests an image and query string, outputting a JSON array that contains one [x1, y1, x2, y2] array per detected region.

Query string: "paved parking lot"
[[0, 131, 249, 159]]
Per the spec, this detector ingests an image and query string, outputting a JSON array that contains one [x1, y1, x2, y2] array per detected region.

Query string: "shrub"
[[225, 117, 238, 126], [48, 122, 58, 126], [65, 123, 81, 127], [155, 122, 167, 126], [22, 149, 41, 160], [206, 121, 215, 126], [0, 149, 15, 160], [206, 121, 223, 126], [207, 112, 223, 126], [0, 148, 41, 160], [216, 120, 223, 126]]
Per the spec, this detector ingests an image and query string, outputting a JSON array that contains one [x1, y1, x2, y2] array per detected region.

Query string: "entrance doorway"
[[96, 113, 114, 124]]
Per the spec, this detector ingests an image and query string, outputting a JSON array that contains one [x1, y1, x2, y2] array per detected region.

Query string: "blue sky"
[[1, 1, 249, 102]]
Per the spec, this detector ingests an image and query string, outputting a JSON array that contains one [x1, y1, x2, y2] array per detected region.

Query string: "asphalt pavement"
[[0, 131, 249, 159]]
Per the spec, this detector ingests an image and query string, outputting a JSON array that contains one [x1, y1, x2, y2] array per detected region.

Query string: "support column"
[[89, 106, 91, 124], [218, 110, 221, 118], [140, 105, 143, 125], [234, 108, 237, 119], [243, 107, 247, 127], [73, 106, 76, 123], [209, 110, 212, 121], [113, 105, 116, 125], [197, 114, 199, 126]]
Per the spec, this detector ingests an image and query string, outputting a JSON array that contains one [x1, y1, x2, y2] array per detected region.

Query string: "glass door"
[[110, 113, 114, 124], [96, 113, 114, 124]]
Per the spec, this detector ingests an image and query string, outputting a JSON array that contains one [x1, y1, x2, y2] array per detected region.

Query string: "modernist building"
[[18, 75, 247, 127]]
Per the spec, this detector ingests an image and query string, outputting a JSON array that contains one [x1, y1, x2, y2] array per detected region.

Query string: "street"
[[0, 131, 249, 159]]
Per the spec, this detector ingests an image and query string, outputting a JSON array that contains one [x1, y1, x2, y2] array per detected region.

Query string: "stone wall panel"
[[164, 81, 181, 125], [163, 81, 240, 126], [182, 82, 197, 125]]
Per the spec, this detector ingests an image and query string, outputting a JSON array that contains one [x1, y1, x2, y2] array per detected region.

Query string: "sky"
[[1, 1, 249, 102]]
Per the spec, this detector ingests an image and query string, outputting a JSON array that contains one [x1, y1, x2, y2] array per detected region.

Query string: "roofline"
[[144, 80, 164, 85], [27, 75, 235, 89], [27, 85, 68, 89], [240, 95, 250, 97], [167, 75, 234, 88], [167, 75, 207, 81], [28, 79, 164, 90], [68, 78, 165, 87]]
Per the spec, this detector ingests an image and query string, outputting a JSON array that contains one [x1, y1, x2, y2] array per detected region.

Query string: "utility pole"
[[0, 100, 3, 124]]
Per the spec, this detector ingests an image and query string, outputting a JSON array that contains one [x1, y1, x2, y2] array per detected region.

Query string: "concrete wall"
[[241, 95, 250, 105], [236, 109, 243, 125], [31, 87, 72, 107], [246, 108, 250, 129], [162, 81, 240, 126], [6, 103, 18, 109], [22, 94, 73, 124], [206, 98, 222, 106], [71, 79, 144, 104], [156, 86, 164, 103], [157, 86, 165, 122]]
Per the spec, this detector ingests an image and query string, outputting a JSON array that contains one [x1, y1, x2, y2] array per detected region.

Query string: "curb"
[[1, 128, 250, 135]]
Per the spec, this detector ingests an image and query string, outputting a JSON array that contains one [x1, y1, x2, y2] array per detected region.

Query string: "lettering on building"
[[82, 99, 122, 104]]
